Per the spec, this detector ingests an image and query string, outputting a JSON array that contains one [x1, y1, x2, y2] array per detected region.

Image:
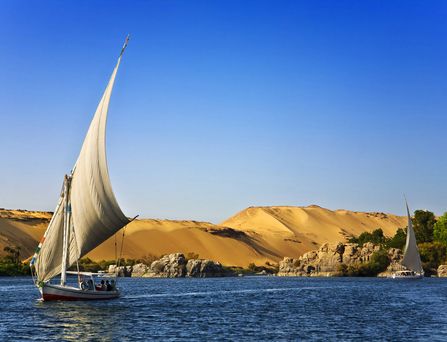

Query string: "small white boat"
[[391, 270, 423, 280], [40, 272, 120, 301], [389, 200, 424, 280], [31, 36, 134, 301]]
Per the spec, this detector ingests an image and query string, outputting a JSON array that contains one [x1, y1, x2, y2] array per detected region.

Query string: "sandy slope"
[[87, 219, 272, 266], [0, 209, 51, 258], [220, 205, 407, 260], [0, 205, 407, 267]]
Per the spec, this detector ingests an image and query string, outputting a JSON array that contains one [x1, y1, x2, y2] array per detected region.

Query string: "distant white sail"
[[401, 201, 423, 274], [34, 40, 130, 283]]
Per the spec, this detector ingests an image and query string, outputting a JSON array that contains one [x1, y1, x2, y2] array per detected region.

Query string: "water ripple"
[[1, 277, 447, 341]]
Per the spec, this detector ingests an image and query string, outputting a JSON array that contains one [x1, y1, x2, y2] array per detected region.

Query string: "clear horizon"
[[1, 1, 446, 223]]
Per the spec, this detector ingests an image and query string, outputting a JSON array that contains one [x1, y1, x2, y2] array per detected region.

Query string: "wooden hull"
[[40, 283, 120, 301]]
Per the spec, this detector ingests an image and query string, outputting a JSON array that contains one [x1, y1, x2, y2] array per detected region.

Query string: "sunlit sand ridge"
[[0, 206, 406, 267]]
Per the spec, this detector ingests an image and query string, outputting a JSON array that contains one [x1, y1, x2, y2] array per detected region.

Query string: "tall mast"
[[60, 175, 72, 286], [120, 34, 130, 57]]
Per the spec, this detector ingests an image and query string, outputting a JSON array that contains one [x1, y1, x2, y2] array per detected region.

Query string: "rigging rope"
[[117, 227, 126, 270], [115, 216, 138, 279], [114, 233, 118, 265]]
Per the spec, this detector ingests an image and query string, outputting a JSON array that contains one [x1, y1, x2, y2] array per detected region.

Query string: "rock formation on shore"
[[109, 253, 230, 278], [108, 265, 132, 277], [278, 242, 404, 277]]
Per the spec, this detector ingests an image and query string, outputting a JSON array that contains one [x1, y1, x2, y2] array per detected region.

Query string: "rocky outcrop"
[[131, 263, 149, 277], [278, 242, 387, 277], [146, 253, 188, 277], [108, 265, 132, 277], [108, 253, 230, 278], [437, 265, 447, 277], [186, 259, 227, 277], [277, 257, 303, 276]]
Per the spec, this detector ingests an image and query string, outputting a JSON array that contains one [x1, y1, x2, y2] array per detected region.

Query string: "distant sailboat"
[[30, 36, 133, 300], [391, 200, 424, 279]]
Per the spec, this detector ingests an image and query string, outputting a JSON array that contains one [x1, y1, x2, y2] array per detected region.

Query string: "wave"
[[0, 284, 35, 292], [125, 286, 339, 299]]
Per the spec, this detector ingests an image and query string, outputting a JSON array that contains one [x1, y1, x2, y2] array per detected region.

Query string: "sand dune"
[[0, 205, 407, 267], [221, 206, 407, 262], [87, 219, 272, 267], [0, 209, 51, 258]]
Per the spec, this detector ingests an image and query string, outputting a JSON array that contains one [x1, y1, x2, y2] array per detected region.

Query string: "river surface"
[[1, 276, 447, 341]]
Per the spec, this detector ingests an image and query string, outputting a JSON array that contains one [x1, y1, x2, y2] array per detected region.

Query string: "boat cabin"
[[395, 270, 416, 277], [65, 271, 118, 292]]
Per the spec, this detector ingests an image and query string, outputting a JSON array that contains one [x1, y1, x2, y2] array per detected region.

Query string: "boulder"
[[437, 265, 447, 277], [147, 253, 187, 277], [108, 264, 132, 277], [359, 242, 380, 262], [108, 265, 115, 274], [278, 257, 306, 276], [186, 259, 226, 277], [388, 248, 403, 262], [342, 243, 358, 264], [186, 259, 202, 277], [131, 263, 148, 277]]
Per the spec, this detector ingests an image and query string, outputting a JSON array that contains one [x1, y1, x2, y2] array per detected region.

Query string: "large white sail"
[[33, 38, 130, 283], [401, 201, 423, 274]]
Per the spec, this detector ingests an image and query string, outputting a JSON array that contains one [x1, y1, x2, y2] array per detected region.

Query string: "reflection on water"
[[33, 300, 131, 341], [2, 276, 447, 340]]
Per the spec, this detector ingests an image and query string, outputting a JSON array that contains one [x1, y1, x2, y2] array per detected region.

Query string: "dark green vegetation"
[[419, 242, 447, 275], [348, 228, 388, 246], [414, 210, 447, 275], [0, 246, 30, 276], [386, 228, 407, 249], [434, 213, 447, 245], [413, 210, 436, 243], [348, 228, 406, 250]]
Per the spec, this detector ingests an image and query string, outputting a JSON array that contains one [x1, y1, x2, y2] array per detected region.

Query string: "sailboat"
[[391, 200, 424, 279], [30, 36, 133, 300]]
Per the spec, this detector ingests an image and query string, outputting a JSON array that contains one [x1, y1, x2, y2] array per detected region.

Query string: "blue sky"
[[0, 1, 446, 222]]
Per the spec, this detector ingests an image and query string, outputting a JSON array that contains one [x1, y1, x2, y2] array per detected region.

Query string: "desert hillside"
[[0, 209, 52, 258], [221, 205, 407, 263], [87, 219, 273, 267], [0, 205, 407, 267]]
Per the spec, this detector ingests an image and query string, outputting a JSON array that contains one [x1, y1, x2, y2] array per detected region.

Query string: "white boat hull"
[[391, 274, 423, 279], [40, 283, 120, 301], [389, 271, 424, 280]]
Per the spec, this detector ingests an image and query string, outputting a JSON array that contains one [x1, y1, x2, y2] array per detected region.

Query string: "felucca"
[[391, 200, 424, 279], [30, 36, 134, 300]]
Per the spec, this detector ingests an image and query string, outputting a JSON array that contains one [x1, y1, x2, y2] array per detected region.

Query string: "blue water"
[[1, 276, 447, 341]]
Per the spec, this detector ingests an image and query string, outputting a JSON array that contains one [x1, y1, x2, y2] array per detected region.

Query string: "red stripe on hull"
[[42, 293, 118, 301]]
